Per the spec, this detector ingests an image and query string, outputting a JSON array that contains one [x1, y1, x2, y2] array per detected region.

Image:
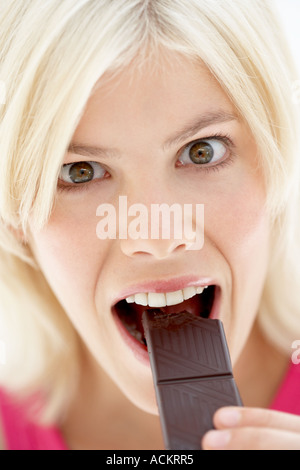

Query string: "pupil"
[[69, 162, 94, 183], [189, 142, 213, 164]]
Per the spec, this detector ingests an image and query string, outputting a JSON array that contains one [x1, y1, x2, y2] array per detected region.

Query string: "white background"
[[275, 0, 300, 74]]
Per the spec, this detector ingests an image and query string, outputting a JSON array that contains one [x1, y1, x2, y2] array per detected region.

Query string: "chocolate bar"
[[142, 310, 242, 450]]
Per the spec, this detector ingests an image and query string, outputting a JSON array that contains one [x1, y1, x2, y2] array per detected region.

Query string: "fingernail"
[[204, 430, 231, 449], [217, 407, 241, 427]]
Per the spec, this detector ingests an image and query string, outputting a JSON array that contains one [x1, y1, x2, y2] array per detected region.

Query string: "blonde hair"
[[0, 0, 299, 422]]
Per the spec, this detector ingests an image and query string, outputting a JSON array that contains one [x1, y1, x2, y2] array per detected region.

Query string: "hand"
[[201, 407, 300, 450]]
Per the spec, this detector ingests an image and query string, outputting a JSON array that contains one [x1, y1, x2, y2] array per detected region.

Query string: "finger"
[[202, 427, 300, 450], [213, 406, 300, 433]]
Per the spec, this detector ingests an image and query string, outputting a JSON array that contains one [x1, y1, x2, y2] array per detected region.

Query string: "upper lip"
[[111, 275, 217, 306]]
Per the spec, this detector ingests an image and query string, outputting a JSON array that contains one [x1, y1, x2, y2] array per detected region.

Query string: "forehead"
[[72, 53, 236, 147]]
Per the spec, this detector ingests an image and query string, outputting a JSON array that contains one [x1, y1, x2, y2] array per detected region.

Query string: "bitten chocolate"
[[142, 310, 242, 450]]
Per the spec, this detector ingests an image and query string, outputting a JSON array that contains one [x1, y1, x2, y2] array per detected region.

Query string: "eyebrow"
[[67, 142, 118, 159], [164, 111, 239, 149], [67, 111, 239, 159]]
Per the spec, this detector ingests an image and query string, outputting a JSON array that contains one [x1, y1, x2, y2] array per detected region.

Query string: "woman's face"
[[29, 54, 270, 413]]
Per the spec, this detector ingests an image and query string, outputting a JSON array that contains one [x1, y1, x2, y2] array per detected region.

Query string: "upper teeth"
[[125, 285, 207, 307]]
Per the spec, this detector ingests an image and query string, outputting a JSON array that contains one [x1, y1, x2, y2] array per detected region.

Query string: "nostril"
[[167, 241, 191, 255], [174, 244, 188, 252], [120, 238, 189, 259]]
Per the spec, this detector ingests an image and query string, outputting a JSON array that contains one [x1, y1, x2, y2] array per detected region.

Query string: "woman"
[[0, 0, 300, 450]]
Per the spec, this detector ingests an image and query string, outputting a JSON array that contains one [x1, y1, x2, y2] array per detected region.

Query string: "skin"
[[28, 52, 300, 450]]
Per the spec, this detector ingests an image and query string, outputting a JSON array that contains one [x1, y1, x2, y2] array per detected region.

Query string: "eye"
[[59, 161, 107, 184], [178, 138, 227, 166]]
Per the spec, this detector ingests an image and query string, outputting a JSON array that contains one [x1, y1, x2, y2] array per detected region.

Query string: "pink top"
[[0, 362, 299, 450], [269, 362, 300, 414], [0, 390, 67, 450]]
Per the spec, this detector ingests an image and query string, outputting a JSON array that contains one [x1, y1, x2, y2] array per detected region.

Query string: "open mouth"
[[113, 285, 216, 347]]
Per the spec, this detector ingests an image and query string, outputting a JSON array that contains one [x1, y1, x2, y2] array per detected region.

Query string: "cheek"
[[203, 147, 269, 269], [29, 198, 107, 315], [211, 182, 269, 260], [205, 166, 270, 356], [214, 177, 270, 300]]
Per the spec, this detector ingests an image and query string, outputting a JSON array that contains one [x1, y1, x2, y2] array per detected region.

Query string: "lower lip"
[[112, 285, 221, 365]]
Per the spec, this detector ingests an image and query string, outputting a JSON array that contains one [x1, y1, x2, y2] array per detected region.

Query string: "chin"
[[119, 380, 159, 415]]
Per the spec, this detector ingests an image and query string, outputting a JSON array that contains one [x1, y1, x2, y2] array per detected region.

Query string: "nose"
[[118, 198, 202, 259], [120, 236, 190, 259]]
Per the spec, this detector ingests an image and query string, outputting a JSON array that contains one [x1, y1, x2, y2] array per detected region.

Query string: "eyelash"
[[178, 132, 236, 174], [57, 132, 236, 193]]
